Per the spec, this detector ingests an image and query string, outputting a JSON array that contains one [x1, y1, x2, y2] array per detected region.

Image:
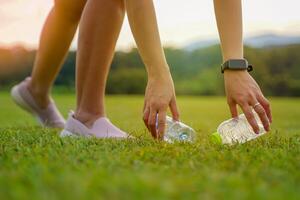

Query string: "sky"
[[0, 0, 299, 50]]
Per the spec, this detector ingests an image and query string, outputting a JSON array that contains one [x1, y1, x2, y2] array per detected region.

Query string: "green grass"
[[0, 91, 299, 200]]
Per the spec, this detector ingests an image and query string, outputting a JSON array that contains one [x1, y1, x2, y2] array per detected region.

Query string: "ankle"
[[27, 81, 51, 108], [74, 110, 105, 128]]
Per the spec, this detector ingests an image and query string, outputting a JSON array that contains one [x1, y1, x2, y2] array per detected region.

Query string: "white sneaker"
[[60, 112, 131, 139], [11, 77, 65, 128]]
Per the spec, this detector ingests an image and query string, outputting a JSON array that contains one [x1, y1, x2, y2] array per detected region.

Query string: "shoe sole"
[[11, 85, 44, 125], [60, 129, 78, 137], [11, 85, 35, 114], [60, 129, 133, 139]]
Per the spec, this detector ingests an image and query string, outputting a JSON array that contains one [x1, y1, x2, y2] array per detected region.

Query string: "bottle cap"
[[211, 132, 222, 144]]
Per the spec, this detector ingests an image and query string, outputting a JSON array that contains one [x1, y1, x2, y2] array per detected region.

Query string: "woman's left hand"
[[224, 70, 272, 133]]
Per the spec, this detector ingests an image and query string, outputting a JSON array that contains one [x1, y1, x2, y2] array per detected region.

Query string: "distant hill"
[[244, 34, 300, 48], [185, 34, 300, 51]]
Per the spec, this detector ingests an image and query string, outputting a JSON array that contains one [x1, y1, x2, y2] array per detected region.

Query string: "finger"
[[157, 109, 167, 140], [253, 102, 270, 132], [228, 101, 238, 118], [240, 104, 260, 134], [148, 108, 158, 139], [257, 95, 272, 123], [169, 97, 180, 121], [143, 100, 146, 111], [143, 105, 150, 130]]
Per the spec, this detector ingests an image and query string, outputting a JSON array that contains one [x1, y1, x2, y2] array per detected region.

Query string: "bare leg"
[[29, 0, 87, 108], [74, 0, 125, 127]]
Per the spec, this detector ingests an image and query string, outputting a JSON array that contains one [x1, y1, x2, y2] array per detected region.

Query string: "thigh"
[[54, 0, 87, 20]]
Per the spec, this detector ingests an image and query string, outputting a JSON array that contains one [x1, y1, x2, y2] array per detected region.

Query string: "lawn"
[[0, 91, 299, 199]]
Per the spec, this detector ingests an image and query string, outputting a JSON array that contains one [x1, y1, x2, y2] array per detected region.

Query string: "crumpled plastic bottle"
[[211, 112, 267, 145], [162, 116, 196, 143]]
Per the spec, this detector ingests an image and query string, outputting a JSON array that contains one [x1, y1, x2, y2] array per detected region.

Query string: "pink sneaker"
[[60, 112, 131, 139], [11, 77, 65, 128]]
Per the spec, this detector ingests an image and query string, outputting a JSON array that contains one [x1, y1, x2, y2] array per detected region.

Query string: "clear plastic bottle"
[[163, 116, 196, 143], [211, 112, 267, 145]]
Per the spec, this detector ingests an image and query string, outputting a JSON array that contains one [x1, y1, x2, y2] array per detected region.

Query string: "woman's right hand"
[[143, 69, 179, 139], [224, 70, 272, 133]]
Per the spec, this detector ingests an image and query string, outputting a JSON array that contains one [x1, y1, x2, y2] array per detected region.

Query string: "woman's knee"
[[54, 0, 87, 23]]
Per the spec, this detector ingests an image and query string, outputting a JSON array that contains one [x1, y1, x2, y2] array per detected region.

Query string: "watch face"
[[221, 59, 250, 73], [229, 59, 247, 69]]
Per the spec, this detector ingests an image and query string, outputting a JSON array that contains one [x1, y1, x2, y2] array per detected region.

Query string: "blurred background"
[[0, 0, 299, 96]]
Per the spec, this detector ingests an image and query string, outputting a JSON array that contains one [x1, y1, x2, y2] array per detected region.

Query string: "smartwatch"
[[221, 59, 253, 73]]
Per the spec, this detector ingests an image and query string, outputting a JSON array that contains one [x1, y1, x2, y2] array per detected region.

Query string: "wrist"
[[224, 69, 247, 74], [147, 63, 171, 79], [223, 70, 248, 80], [223, 56, 244, 62], [223, 52, 243, 62]]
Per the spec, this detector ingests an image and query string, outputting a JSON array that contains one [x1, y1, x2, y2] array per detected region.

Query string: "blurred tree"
[[0, 44, 299, 96]]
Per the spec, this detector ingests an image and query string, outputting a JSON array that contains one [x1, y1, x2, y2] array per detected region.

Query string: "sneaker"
[[11, 77, 65, 128], [60, 112, 130, 138]]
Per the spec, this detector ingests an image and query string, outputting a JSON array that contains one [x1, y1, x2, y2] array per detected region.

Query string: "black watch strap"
[[221, 59, 253, 73]]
